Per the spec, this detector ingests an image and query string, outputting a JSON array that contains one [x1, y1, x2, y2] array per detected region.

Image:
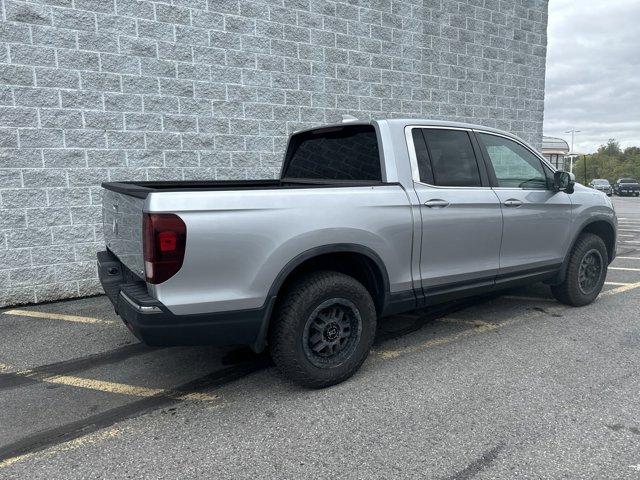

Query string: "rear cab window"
[[412, 128, 484, 187], [282, 125, 382, 182]]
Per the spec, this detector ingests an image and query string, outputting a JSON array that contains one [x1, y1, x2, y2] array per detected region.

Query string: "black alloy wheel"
[[577, 249, 604, 295], [302, 298, 362, 368]]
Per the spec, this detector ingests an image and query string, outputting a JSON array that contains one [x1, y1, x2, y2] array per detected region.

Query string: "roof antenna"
[[341, 114, 358, 123]]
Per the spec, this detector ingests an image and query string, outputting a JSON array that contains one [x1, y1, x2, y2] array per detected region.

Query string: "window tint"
[[412, 128, 433, 184], [478, 133, 548, 189], [620, 178, 638, 183], [283, 125, 381, 181], [421, 129, 481, 187]]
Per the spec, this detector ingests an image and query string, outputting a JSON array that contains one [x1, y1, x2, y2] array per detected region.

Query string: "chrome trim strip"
[[119, 291, 162, 314], [491, 187, 550, 191]]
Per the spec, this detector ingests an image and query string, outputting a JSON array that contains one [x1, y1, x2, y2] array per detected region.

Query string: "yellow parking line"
[[609, 267, 640, 272], [45, 375, 168, 398], [2, 309, 114, 325], [600, 281, 640, 297], [2, 362, 219, 402], [605, 282, 630, 286], [41, 374, 218, 401], [0, 427, 121, 469], [376, 322, 499, 359], [0, 363, 13, 373], [377, 281, 640, 360], [502, 295, 556, 302], [436, 317, 494, 328]]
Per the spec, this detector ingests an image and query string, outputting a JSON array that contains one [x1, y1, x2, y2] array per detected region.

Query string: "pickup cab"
[[613, 178, 640, 197], [98, 119, 617, 387]]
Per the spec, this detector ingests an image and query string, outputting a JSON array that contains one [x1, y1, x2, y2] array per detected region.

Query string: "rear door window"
[[419, 129, 482, 187], [283, 125, 381, 181]]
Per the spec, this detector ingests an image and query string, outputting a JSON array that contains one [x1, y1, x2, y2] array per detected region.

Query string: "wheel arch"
[[252, 244, 390, 352], [550, 218, 616, 286], [580, 220, 616, 262]]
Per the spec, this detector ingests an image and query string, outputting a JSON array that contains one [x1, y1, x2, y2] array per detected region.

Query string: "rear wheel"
[[269, 271, 377, 388], [551, 233, 608, 306]]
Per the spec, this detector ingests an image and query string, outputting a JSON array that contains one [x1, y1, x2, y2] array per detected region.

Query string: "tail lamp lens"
[[143, 213, 186, 284]]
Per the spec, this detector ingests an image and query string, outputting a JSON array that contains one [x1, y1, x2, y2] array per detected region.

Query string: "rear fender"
[[251, 241, 391, 352]]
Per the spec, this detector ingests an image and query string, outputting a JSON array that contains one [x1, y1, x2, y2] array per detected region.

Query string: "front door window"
[[478, 133, 548, 189]]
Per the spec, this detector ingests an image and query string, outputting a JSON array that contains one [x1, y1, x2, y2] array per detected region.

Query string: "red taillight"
[[157, 231, 177, 252], [143, 213, 186, 284]]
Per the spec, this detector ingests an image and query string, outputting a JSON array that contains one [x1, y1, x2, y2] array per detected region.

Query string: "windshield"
[[620, 178, 638, 183], [592, 179, 609, 185]]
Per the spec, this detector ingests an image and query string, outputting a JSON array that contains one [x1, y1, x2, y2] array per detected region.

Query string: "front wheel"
[[551, 233, 608, 306], [269, 271, 377, 388]]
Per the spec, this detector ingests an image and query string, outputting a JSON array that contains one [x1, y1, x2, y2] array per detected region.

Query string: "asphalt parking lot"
[[1, 196, 639, 479]]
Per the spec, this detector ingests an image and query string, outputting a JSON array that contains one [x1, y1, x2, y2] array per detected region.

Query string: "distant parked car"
[[613, 178, 640, 196], [589, 179, 612, 196]]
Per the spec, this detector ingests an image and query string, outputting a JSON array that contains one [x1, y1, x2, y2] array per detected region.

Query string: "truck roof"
[[294, 118, 525, 143], [382, 118, 519, 137]]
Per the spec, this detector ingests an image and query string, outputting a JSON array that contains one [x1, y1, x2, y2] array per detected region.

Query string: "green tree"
[[579, 139, 640, 184], [597, 139, 622, 156]]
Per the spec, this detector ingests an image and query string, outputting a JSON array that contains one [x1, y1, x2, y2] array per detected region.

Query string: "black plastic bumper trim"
[[98, 250, 271, 348]]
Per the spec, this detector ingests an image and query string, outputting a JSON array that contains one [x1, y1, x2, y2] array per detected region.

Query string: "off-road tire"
[[269, 271, 377, 388], [551, 233, 608, 306]]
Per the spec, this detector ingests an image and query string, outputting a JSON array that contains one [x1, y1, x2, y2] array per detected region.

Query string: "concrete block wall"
[[0, 0, 548, 306]]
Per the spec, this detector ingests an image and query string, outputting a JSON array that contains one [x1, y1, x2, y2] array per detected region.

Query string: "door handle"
[[424, 199, 450, 208], [503, 199, 523, 207]]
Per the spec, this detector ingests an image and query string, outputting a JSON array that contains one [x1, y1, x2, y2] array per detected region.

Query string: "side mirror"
[[554, 171, 575, 194]]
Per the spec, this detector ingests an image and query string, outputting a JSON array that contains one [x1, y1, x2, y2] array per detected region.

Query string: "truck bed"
[[102, 179, 390, 199]]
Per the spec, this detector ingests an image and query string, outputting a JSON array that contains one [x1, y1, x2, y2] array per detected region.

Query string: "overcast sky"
[[544, 0, 640, 153]]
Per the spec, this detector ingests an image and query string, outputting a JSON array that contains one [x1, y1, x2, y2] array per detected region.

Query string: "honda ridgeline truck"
[[98, 119, 617, 387]]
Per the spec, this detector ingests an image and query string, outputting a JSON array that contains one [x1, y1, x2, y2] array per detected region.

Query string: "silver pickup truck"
[[98, 119, 617, 387]]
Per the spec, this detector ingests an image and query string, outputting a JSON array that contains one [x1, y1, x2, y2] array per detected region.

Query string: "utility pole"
[[564, 129, 581, 153], [564, 129, 581, 173]]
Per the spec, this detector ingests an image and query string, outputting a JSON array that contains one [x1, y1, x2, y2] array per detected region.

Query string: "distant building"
[[542, 136, 570, 170]]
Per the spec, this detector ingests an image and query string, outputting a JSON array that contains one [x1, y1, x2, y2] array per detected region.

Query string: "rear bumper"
[[97, 250, 273, 348], [615, 188, 639, 195]]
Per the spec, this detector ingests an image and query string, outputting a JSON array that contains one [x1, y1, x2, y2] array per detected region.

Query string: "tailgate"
[[102, 188, 146, 279]]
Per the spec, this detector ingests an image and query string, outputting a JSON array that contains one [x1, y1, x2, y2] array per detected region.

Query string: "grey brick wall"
[[0, 0, 548, 306]]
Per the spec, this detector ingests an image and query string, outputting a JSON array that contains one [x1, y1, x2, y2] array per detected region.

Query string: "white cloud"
[[544, 0, 640, 153]]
